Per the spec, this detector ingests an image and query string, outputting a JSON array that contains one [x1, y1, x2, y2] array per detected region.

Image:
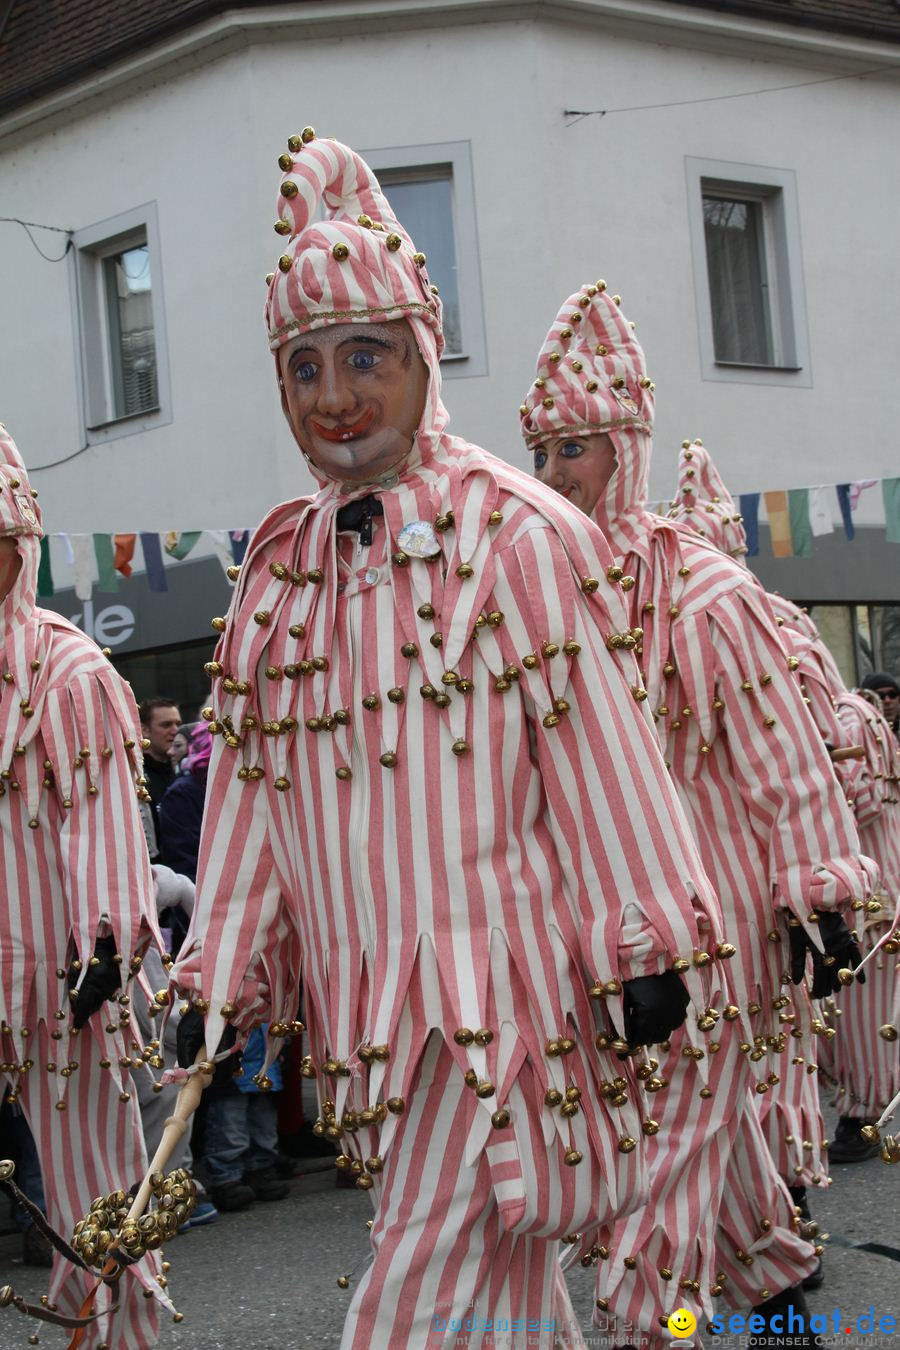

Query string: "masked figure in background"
[[0, 425, 170, 1346], [170, 136, 738, 1349], [669, 443, 900, 1167], [520, 286, 876, 1345]]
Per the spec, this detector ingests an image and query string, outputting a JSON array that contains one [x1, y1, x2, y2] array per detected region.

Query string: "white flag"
[[71, 535, 96, 601], [808, 486, 834, 537]]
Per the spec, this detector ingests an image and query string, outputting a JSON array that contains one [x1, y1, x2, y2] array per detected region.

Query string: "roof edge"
[[1, 0, 898, 141]]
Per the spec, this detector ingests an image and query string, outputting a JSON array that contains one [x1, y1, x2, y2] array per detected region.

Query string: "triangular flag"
[[114, 534, 136, 577], [206, 530, 235, 578], [836, 485, 855, 540], [58, 533, 75, 565], [883, 478, 900, 544], [37, 538, 54, 597], [808, 486, 834, 537], [788, 488, 812, 558], [230, 530, 249, 565], [72, 535, 95, 602], [163, 530, 202, 561], [738, 493, 760, 556], [849, 479, 878, 509], [764, 490, 793, 558], [140, 533, 168, 592], [93, 534, 118, 592]]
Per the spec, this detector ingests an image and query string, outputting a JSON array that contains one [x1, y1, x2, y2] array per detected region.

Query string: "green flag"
[[93, 534, 118, 592], [37, 537, 54, 597], [163, 530, 202, 561], [882, 478, 900, 544], [788, 488, 813, 558]]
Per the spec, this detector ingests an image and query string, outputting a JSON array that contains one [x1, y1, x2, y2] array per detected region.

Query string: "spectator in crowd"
[[139, 696, 182, 809], [0, 1099, 53, 1266], [201, 1026, 289, 1212], [860, 671, 900, 742], [169, 723, 197, 776], [159, 724, 212, 884]]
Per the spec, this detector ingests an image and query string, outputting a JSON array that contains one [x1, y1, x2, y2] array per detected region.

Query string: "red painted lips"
[[311, 407, 376, 442]]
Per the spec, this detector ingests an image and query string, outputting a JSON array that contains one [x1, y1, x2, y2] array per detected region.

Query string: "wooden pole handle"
[[124, 1046, 210, 1225], [830, 744, 865, 762]]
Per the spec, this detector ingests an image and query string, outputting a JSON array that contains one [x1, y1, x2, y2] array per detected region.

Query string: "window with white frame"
[[363, 142, 487, 377], [71, 203, 172, 440], [686, 159, 810, 388]]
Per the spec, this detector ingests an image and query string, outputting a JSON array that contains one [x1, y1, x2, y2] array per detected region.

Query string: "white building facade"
[[1, 0, 898, 702]]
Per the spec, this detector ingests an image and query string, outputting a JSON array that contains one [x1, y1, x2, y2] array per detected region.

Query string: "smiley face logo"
[[667, 1308, 697, 1339]]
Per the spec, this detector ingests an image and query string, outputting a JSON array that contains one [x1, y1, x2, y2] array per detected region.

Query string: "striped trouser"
[[4, 1022, 168, 1349], [340, 1036, 587, 1350], [590, 1030, 815, 1348]]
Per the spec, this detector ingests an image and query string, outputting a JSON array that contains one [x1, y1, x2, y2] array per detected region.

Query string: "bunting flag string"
[[27, 469, 900, 602], [35, 528, 252, 600], [735, 476, 893, 559]]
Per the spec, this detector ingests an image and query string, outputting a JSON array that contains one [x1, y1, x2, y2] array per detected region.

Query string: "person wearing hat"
[[0, 424, 171, 1345], [520, 284, 876, 1345], [171, 135, 736, 1346], [669, 446, 899, 1170]]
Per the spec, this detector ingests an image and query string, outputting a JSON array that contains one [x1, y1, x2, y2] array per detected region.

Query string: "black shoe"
[[243, 1167, 289, 1202], [802, 1257, 824, 1291], [749, 1285, 822, 1349], [274, 1150, 298, 1179], [827, 1116, 879, 1163], [209, 1179, 256, 1211], [22, 1223, 53, 1267]]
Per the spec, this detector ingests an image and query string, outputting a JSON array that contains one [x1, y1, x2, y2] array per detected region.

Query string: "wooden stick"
[[122, 1046, 210, 1226], [830, 744, 865, 762], [66, 1048, 212, 1349]]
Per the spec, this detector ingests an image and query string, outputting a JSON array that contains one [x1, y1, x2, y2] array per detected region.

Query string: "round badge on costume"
[[397, 521, 442, 559]]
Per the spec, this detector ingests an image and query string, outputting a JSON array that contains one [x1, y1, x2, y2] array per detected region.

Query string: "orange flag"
[[113, 533, 137, 577], [763, 491, 793, 558]]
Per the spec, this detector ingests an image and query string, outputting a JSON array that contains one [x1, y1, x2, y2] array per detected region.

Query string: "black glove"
[[176, 1007, 206, 1068], [67, 936, 121, 1029], [622, 971, 690, 1046], [788, 911, 865, 999], [176, 1010, 238, 1095]]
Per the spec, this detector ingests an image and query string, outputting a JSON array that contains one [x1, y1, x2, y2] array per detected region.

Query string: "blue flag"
[[738, 493, 760, 556]]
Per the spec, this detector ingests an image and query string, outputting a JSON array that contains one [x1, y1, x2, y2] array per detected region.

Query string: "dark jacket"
[[159, 768, 207, 882]]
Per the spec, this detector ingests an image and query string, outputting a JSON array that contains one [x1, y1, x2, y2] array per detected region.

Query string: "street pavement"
[[0, 1104, 897, 1349]]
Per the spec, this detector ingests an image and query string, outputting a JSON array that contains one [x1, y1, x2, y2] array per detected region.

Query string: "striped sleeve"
[[493, 525, 723, 997], [711, 589, 877, 925], [42, 651, 159, 976]]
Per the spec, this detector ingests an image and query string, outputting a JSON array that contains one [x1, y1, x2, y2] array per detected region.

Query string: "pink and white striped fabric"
[[672, 464, 896, 1135], [765, 595, 900, 1123], [0, 425, 168, 1346], [521, 285, 875, 1337], [823, 690, 900, 1119], [173, 144, 731, 1345], [667, 440, 749, 563]]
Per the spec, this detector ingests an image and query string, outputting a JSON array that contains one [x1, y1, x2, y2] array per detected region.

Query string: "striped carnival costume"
[[520, 291, 877, 1344], [670, 448, 900, 1164], [756, 596, 900, 1157], [171, 137, 734, 1350], [0, 425, 170, 1347]]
